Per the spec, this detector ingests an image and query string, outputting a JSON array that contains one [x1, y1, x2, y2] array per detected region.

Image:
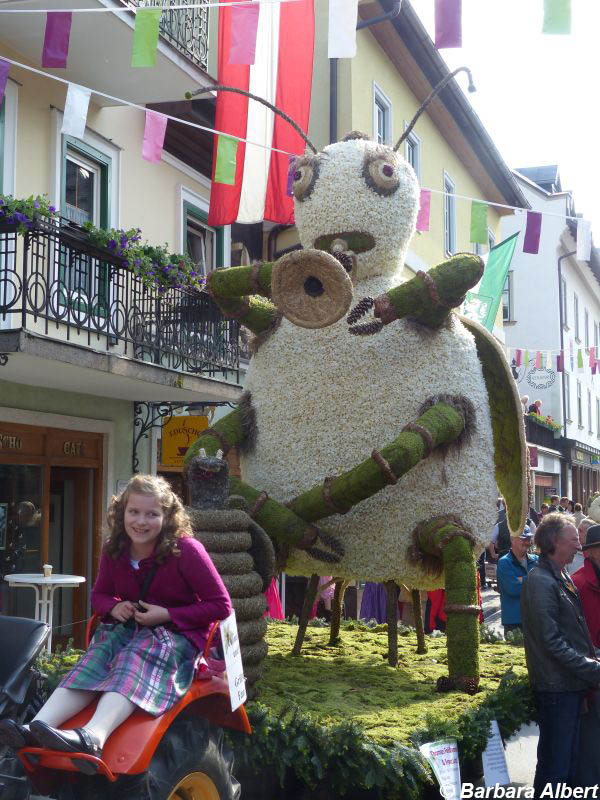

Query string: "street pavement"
[[31, 587, 537, 798], [481, 585, 538, 787]]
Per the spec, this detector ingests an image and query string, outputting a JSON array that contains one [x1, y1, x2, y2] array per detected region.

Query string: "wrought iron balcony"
[[0, 217, 239, 380], [125, 0, 209, 71], [524, 414, 561, 449]]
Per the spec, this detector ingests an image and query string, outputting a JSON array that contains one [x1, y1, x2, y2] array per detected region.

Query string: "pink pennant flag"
[[229, 2, 260, 65], [593, 360, 598, 376], [42, 12, 72, 69], [142, 110, 168, 163], [515, 348, 522, 367], [416, 189, 431, 232], [590, 347, 596, 368], [535, 351, 541, 369], [557, 351, 564, 372], [434, 0, 462, 49], [523, 211, 542, 254]]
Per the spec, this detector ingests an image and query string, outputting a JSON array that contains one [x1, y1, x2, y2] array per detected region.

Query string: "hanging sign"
[[220, 610, 247, 712], [161, 415, 209, 467]]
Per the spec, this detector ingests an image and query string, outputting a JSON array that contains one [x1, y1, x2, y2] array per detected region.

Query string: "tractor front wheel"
[[115, 715, 240, 800]]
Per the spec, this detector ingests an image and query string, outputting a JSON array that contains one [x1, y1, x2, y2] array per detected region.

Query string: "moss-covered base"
[[230, 622, 534, 800]]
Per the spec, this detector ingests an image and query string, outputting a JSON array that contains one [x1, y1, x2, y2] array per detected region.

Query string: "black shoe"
[[29, 720, 102, 759], [0, 719, 39, 749]]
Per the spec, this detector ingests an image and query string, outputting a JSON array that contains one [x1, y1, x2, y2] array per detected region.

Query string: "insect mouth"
[[313, 231, 375, 255]]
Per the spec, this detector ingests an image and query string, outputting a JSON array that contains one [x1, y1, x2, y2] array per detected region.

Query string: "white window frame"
[[403, 124, 421, 180], [443, 172, 456, 256], [177, 184, 231, 273], [588, 388, 593, 433], [502, 271, 513, 323], [565, 372, 571, 422], [373, 83, 392, 146], [488, 229, 496, 251], [585, 308, 590, 348], [63, 149, 102, 227], [561, 277, 568, 328], [595, 321, 599, 351], [574, 293, 580, 341], [577, 380, 583, 428]]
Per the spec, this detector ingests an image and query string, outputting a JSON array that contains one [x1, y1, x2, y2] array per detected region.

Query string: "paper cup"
[[43, 564, 53, 578]]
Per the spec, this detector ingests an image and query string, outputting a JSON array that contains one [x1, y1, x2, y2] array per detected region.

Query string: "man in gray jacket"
[[521, 512, 600, 795]]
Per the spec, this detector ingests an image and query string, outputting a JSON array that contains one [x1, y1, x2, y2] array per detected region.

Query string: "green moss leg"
[[412, 516, 480, 693], [329, 579, 349, 646], [292, 574, 320, 657], [412, 589, 427, 655], [386, 581, 399, 667]]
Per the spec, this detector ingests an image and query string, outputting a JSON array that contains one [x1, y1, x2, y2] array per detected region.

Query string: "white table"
[[6, 573, 86, 652]]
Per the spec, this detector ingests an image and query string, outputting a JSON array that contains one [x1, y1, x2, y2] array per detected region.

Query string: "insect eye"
[[292, 158, 320, 202], [363, 154, 400, 196]]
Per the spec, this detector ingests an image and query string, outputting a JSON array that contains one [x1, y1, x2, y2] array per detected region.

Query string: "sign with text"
[[419, 739, 461, 799], [220, 610, 247, 712], [161, 415, 209, 467], [482, 719, 510, 787]]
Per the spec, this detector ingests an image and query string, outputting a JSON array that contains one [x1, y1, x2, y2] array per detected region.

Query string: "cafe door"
[[49, 467, 92, 647]]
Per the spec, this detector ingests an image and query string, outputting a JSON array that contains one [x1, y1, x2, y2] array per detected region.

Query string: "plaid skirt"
[[59, 623, 198, 716]]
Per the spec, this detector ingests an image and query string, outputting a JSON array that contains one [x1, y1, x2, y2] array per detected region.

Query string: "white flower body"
[[241, 137, 498, 586]]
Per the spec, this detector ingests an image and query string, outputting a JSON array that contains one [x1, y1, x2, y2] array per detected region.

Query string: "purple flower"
[[49, 205, 56, 213], [108, 239, 116, 250], [120, 235, 128, 249], [34, 199, 40, 209]]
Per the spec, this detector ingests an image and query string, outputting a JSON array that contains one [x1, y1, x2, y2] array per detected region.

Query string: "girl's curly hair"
[[105, 474, 192, 562]]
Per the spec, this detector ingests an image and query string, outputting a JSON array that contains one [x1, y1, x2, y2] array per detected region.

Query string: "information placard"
[[419, 739, 461, 799], [482, 719, 510, 787], [220, 611, 247, 712]]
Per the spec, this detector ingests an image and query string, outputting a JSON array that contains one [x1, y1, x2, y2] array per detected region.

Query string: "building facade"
[[501, 167, 600, 506], [0, 5, 243, 640]]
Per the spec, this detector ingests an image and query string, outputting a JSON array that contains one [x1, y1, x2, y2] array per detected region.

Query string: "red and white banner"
[[208, 0, 315, 227]]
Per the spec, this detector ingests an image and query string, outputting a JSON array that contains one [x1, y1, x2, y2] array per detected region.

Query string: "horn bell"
[[270, 249, 353, 329]]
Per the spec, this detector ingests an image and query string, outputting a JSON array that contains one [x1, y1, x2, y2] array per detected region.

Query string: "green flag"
[[470, 201, 488, 245], [477, 232, 519, 331], [131, 9, 161, 68], [577, 348, 584, 369], [543, 0, 571, 34], [214, 134, 238, 185]]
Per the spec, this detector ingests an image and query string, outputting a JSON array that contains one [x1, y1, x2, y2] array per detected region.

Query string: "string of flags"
[[506, 344, 600, 375], [434, 0, 572, 50]]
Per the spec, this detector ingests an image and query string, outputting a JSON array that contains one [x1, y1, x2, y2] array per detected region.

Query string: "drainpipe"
[[558, 249, 576, 495], [329, 1, 403, 144]]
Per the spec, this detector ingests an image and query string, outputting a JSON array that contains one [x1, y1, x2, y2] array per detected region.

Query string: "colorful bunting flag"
[[61, 83, 91, 138], [543, 0, 571, 34], [214, 134, 239, 185], [42, 12, 72, 69], [590, 347, 596, 368], [523, 211, 542, 254], [476, 233, 519, 331], [546, 351, 552, 370], [570, 341, 574, 371], [535, 351, 541, 369], [577, 348, 584, 369], [524, 350, 529, 367], [328, 0, 359, 58], [515, 348, 522, 367], [557, 351, 564, 372], [229, 2, 260, 65], [131, 8, 161, 68], [434, 0, 462, 49], [0, 59, 9, 105], [142, 110, 168, 164], [577, 219, 592, 262], [416, 189, 431, 232], [470, 200, 488, 244]]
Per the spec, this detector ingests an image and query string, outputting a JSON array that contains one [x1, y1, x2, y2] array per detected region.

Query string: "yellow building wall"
[[7, 52, 209, 255], [349, 29, 501, 271]]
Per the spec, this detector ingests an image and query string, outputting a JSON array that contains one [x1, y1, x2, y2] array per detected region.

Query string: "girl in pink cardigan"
[[0, 475, 231, 759]]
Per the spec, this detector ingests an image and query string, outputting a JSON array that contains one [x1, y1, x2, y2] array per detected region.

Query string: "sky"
[[408, 0, 600, 237]]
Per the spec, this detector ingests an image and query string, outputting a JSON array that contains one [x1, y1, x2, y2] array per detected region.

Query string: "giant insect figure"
[[185, 70, 527, 691]]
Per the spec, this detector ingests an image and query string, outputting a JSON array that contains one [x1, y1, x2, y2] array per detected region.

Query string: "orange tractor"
[[0, 615, 248, 799]]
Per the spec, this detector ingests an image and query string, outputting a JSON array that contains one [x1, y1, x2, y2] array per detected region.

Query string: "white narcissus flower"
[[240, 134, 498, 587]]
